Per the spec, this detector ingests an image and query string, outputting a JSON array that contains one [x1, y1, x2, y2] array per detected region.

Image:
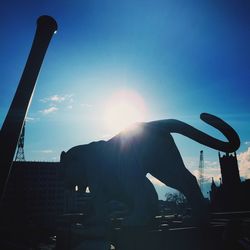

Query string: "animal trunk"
[[157, 113, 240, 152]]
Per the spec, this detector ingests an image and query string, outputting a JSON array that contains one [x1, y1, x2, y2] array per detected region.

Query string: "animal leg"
[[122, 177, 159, 227], [151, 144, 208, 223]]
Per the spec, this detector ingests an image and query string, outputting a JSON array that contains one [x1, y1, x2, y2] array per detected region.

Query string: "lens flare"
[[103, 90, 147, 134]]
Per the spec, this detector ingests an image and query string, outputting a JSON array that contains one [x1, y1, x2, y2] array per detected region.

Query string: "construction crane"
[[15, 122, 26, 161], [198, 150, 204, 192]]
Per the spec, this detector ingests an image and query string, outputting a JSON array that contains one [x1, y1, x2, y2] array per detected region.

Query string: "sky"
[[1, 0, 250, 199]]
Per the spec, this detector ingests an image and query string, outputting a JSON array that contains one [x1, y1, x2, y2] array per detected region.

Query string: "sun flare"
[[103, 90, 147, 134]]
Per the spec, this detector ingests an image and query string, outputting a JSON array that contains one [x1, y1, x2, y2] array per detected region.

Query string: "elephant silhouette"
[[60, 113, 240, 227]]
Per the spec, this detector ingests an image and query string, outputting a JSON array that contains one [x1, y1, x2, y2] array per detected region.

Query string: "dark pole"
[[0, 16, 58, 200]]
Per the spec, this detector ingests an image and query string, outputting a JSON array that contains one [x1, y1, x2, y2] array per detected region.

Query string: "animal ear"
[[60, 151, 66, 162]]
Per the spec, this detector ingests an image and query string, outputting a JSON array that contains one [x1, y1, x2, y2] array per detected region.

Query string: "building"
[[1, 161, 91, 231], [209, 152, 250, 212]]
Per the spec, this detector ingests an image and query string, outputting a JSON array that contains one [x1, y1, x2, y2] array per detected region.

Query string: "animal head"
[[60, 146, 88, 191]]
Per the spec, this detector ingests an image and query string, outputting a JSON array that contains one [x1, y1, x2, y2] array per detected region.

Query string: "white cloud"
[[187, 157, 221, 183], [40, 94, 73, 103], [192, 167, 221, 183], [25, 116, 40, 122], [26, 116, 35, 121], [204, 160, 218, 168], [238, 147, 250, 179], [39, 107, 58, 115], [244, 141, 250, 145], [182, 157, 220, 182], [39, 94, 74, 115], [183, 157, 218, 169], [50, 95, 65, 102]]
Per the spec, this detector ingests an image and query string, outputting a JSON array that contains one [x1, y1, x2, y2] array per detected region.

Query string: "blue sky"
[[1, 0, 250, 198]]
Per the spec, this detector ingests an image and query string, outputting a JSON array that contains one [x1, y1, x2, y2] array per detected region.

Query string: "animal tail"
[[152, 113, 240, 152]]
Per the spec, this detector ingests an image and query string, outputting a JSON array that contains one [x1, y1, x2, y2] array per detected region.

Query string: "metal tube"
[[0, 15, 58, 200]]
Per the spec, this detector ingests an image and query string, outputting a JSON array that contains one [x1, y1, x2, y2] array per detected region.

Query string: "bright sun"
[[103, 90, 147, 134]]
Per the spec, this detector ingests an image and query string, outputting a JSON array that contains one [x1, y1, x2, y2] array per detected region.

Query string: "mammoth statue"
[[60, 113, 240, 227]]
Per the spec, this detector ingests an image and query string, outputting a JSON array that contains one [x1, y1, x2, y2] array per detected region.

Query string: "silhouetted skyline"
[[1, 1, 250, 199]]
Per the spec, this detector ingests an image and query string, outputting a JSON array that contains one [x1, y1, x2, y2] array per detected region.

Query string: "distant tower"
[[15, 122, 25, 161], [219, 152, 241, 187], [198, 150, 204, 192]]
